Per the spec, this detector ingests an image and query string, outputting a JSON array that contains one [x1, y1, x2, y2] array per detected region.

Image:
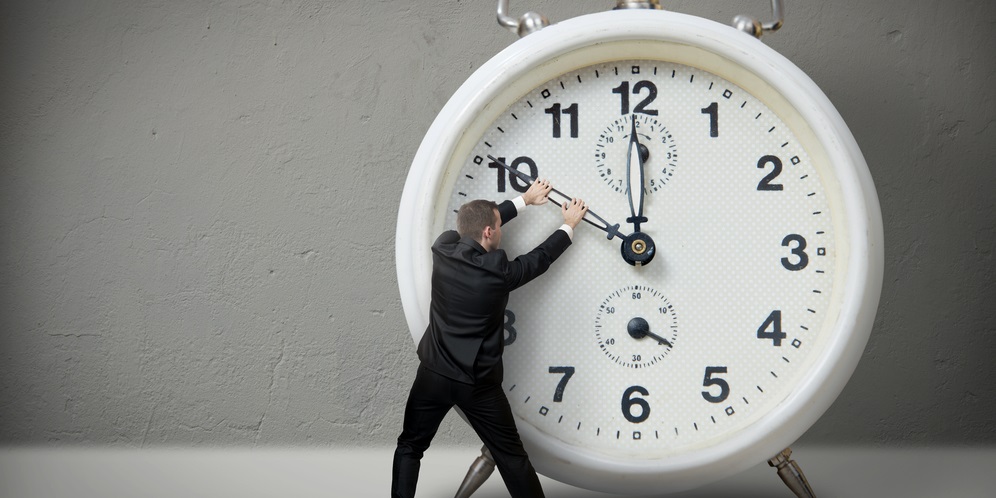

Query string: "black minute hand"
[[486, 155, 627, 241], [626, 115, 649, 232]]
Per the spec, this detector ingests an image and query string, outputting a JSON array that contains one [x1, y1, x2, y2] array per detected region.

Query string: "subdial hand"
[[487, 154, 627, 241], [627, 317, 673, 347]]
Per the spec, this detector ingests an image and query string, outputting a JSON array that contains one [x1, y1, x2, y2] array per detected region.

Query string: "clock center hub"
[[627, 317, 650, 338], [622, 232, 656, 266]]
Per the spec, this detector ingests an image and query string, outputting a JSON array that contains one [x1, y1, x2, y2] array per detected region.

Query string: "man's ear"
[[481, 226, 493, 239]]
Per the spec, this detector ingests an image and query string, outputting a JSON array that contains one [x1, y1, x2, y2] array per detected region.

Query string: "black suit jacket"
[[416, 200, 572, 385]]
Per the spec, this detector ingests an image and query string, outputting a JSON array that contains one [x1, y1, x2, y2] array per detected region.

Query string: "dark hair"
[[457, 200, 499, 240]]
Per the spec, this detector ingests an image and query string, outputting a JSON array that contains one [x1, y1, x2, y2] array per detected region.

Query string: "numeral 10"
[[488, 156, 538, 193]]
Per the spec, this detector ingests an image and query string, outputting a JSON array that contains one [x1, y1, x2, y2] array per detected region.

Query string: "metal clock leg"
[[453, 445, 495, 498], [768, 447, 817, 498]]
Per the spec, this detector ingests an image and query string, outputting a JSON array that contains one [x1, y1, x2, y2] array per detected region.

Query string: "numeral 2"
[[757, 155, 784, 191]]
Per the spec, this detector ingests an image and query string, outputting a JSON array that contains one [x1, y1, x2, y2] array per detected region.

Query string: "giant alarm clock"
[[396, 2, 883, 494]]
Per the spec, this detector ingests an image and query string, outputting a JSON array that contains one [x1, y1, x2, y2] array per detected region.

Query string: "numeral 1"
[[701, 102, 718, 137]]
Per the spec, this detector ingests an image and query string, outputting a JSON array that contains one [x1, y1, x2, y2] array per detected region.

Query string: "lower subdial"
[[594, 285, 678, 368], [594, 114, 678, 194]]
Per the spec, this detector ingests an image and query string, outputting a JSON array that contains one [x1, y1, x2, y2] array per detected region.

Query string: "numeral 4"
[[757, 310, 786, 346]]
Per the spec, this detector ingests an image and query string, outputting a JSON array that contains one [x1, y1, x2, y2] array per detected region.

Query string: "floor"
[[1, 446, 993, 497]]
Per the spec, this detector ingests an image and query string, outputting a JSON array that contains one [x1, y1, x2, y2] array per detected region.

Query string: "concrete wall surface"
[[1, 0, 993, 447]]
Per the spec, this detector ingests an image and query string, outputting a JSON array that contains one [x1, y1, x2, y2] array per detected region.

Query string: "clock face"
[[440, 58, 839, 459]]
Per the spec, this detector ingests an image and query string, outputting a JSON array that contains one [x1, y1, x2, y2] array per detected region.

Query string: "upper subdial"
[[594, 114, 678, 195]]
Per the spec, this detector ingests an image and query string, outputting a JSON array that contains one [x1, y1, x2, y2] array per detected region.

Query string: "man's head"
[[457, 199, 501, 251]]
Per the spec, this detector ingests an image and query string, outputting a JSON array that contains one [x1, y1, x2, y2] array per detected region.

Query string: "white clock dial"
[[443, 59, 836, 459], [398, 9, 883, 494]]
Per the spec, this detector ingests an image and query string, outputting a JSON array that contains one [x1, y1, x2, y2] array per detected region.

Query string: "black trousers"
[[392, 364, 545, 498]]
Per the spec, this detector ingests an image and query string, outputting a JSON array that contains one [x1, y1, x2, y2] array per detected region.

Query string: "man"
[[392, 179, 587, 498]]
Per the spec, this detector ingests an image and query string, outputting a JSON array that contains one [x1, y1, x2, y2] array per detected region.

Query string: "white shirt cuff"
[[511, 196, 526, 211], [559, 224, 574, 241]]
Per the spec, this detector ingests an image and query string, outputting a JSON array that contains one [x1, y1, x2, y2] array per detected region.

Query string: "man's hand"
[[522, 179, 553, 206], [562, 198, 588, 229]]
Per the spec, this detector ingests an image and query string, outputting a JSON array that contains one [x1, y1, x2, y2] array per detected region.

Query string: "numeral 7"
[[548, 366, 575, 402]]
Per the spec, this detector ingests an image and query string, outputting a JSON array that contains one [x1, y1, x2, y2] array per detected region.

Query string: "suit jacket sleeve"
[[497, 199, 517, 225], [492, 228, 572, 292]]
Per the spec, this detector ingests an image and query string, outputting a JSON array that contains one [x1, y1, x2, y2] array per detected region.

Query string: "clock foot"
[[768, 447, 817, 498], [453, 445, 495, 498]]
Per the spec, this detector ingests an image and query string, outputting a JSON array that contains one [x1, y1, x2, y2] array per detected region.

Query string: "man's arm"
[[498, 199, 518, 225], [500, 197, 588, 291]]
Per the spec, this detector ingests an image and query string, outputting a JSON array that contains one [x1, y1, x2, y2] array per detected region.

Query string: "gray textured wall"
[[1, 0, 993, 447]]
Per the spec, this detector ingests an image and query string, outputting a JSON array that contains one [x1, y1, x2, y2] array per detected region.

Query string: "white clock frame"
[[396, 9, 883, 494]]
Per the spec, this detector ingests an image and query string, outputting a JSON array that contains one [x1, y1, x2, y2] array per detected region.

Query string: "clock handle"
[[768, 447, 817, 498], [453, 445, 495, 498], [496, 0, 550, 38], [497, 1, 786, 40], [733, 0, 785, 38]]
